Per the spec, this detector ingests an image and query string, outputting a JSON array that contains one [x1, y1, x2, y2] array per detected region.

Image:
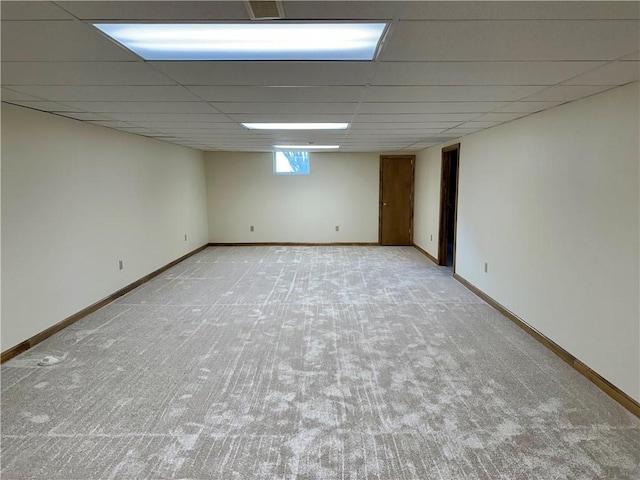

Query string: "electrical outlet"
[[430, 234, 433, 241], [119, 260, 123, 270], [335, 225, 340, 232], [484, 262, 488, 273], [250, 225, 254, 232], [184, 233, 188, 241]]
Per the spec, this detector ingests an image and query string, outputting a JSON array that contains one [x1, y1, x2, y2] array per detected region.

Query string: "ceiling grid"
[[1, 1, 638, 152]]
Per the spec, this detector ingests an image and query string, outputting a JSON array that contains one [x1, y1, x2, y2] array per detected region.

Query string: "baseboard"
[[208, 242, 380, 247], [453, 273, 640, 418], [1, 244, 209, 363], [412, 243, 439, 264]]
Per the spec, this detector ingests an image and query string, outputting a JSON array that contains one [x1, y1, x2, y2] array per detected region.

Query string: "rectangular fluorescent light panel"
[[93, 23, 387, 61], [243, 123, 348, 130], [274, 145, 339, 149]]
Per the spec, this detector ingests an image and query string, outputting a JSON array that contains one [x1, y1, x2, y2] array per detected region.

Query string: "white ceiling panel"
[[212, 102, 358, 114], [494, 101, 565, 113], [129, 122, 245, 131], [520, 85, 614, 102], [563, 61, 640, 86], [357, 102, 510, 114], [444, 127, 485, 134], [57, 101, 218, 114], [1, 62, 175, 86], [1, 88, 44, 101], [56, 1, 250, 20], [371, 61, 605, 86], [101, 113, 233, 123], [153, 62, 374, 86], [2, 100, 84, 112], [54, 112, 112, 121], [380, 21, 640, 61], [7, 86, 201, 102], [87, 120, 137, 128], [353, 113, 480, 122], [282, 1, 640, 21], [227, 114, 353, 122], [620, 51, 640, 61], [457, 121, 502, 129], [350, 122, 455, 130], [400, 1, 640, 20], [472, 112, 528, 122], [0, 21, 138, 61], [1, 1, 73, 20], [187, 86, 364, 103], [363, 86, 546, 102]]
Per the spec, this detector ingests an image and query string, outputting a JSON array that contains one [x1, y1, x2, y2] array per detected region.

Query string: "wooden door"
[[379, 155, 415, 245]]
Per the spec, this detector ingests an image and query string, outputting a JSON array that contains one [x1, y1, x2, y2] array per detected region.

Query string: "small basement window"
[[273, 151, 310, 175]]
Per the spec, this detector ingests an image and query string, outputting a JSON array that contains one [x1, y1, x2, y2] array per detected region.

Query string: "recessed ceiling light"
[[93, 23, 387, 61], [274, 145, 340, 149], [243, 123, 349, 130]]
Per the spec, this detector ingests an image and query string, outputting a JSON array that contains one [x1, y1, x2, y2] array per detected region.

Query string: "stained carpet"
[[1, 246, 638, 479]]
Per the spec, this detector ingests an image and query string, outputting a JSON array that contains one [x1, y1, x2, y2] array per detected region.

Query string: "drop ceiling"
[[2, 1, 639, 152]]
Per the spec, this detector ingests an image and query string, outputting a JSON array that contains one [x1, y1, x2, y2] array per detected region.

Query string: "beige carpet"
[[2, 246, 639, 479]]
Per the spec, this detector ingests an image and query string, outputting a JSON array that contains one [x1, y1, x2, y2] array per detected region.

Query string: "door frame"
[[379, 155, 416, 245], [438, 144, 460, 268]]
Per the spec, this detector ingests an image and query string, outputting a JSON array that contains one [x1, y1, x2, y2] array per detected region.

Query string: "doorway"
[[438, 144, 460, 268], [379, 155, 415, 245]]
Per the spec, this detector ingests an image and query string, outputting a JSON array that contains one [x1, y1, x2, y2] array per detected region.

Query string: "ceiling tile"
[[1, 1, 74, 20], [153, 62, 374, 86], [519, 85, 614, 102], [101, 113, 233, 123], [1, 62, 175, 86], [353, 113, 481, 122], [227, 114, 353, 123], [53, 112, 112, 121], [1, 21, 137, 61], [1, 100, 84, 112], [87, 120, 136, 128], [212, 102, 358, 114], [371, 61, 605, 86], [7, 86, 201, 102], [1, 88, 44, 101], [396, 1, 640, 20], [363, 86, 545, 102], [128, 122, 244, 131], [562, 61, 640, 86], [380, 20, 640, 61], [58, 101, 218, 114], [56, 1, 249, 20], [350, 122, 456, 130], [494, 101, 564, 113], [619, 51, 640, 61], [187, 86, 364, 103], [357, 102, 510, 114], [457, 121, 502, 129], [472, 112, 528, 122]]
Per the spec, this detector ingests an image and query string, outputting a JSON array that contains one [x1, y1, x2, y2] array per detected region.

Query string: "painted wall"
[[414, 146, 443, 259], [205, 151, 380, 243], [1, 103, 208, 352], [416, 82, 640, 401]]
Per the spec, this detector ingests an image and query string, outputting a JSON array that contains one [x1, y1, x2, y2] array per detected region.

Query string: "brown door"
[[379, 155, 415, 245]]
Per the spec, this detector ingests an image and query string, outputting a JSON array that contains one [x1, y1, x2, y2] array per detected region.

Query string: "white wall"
[[416, 83, 640, 401], [1, 103, 208, 352], [205, 151, 380, 243], [414, 146, 444, 258]]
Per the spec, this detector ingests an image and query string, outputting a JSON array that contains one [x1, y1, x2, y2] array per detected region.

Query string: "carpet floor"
[[1, 246, 638, 479]]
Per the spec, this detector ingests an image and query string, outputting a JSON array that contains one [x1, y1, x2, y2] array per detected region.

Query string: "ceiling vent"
[[245, 1, 284, 20]]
